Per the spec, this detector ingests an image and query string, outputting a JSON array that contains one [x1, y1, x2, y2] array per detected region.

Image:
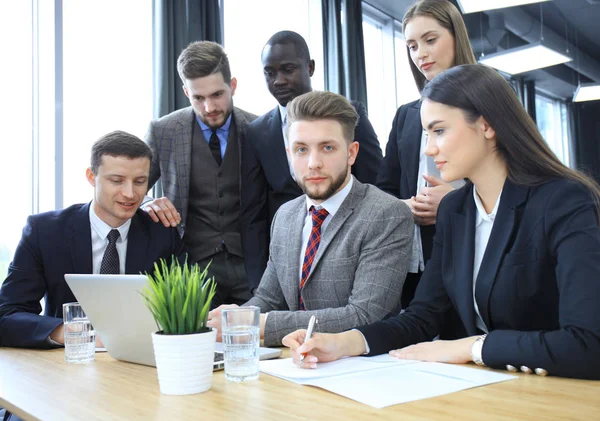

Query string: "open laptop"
[[64, 274, 281, 369]]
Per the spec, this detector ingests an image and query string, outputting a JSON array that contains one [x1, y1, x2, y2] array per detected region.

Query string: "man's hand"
[[282, 329, 366, 369], [207, 304, 239, 341], [49, 324, 65, 345], [412, 174, 453, 226], [142, 197, 181, 228], [389, 336, 479, 364]]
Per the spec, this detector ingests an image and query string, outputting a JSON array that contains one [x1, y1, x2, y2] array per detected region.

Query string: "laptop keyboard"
[[214, 352, 224, 362]]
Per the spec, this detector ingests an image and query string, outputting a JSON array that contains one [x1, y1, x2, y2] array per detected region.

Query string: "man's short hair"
[[177, 41, 232, 84], [264, 30, 311, 60], [90, 131, 153, 174], [286, 91, 358, 143]]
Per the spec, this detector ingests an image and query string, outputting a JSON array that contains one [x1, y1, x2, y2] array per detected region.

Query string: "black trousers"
[[196, 251, 252, 309]]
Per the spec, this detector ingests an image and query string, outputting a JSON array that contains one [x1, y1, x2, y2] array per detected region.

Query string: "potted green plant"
[[141, 257, 217, 395]]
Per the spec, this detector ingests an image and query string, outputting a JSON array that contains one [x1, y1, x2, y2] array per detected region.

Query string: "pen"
[[299, 315, 317, 362]]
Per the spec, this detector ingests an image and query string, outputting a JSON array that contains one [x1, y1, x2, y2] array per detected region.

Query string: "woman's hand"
[[389, 336, 479, 364]]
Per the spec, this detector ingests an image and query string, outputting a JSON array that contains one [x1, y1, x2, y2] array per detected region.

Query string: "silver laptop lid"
[[64, 274, 282, 368], [64, 274, 158, 366]]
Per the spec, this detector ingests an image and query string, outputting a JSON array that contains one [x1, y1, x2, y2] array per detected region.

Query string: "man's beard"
[[298, 165, 349, 202], [200, 102, 234, 130]]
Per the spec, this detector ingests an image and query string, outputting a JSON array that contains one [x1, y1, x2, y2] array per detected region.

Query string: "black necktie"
[[209, 129, 222, 166], [100, 229, 120, 274]]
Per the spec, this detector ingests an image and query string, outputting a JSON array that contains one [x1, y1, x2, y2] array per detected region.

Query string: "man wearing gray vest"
[[143, 41, 257, 307]]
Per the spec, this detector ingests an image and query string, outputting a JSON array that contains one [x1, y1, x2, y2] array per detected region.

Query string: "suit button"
[[219, 211, 224, 216], [506, 365, 518, 372], [520, 366, 532, 374], [534, 368, 548, 377], [218, 171, 223, 177], [218, 192, 223, 198]]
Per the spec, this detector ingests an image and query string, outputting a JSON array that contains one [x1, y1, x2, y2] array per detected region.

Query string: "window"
[[535, 93, 571, 167], [224, 0, 324, 116], [394, 30, 420, 107], [362, 4, 420, 153], [0, 1, 152, 284], [62, 0, 153, 206], [0, 1, 34, 283]]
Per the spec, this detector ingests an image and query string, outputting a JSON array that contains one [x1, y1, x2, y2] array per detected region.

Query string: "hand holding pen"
[[299, 315, 317, 363]]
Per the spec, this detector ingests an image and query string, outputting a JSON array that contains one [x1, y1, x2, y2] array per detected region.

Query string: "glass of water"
[[63, 302, 96, 364], [221, 306, 260, 382]]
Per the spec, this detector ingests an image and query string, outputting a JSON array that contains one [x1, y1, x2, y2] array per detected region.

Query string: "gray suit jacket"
[[245, 179, 414, 346], [145, 106, 257, 235]]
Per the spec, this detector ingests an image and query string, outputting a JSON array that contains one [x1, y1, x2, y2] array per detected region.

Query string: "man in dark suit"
[[241, 31, 383, 291], [143, 41, 257, 307], [0, 131, 184, 350]]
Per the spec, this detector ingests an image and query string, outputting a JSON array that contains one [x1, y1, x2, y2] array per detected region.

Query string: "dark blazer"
[[241, 101, 383, 290], [376, 99, 435, 260], [358, 178, 600, 380], [0, 203, 185, 349]]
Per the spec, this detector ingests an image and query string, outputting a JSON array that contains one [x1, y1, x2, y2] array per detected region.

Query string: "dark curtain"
[[571, 100, 600, 183], [513, 77, 536, 122], [152, 0, 223, 119], [322, 0, 368, 108]]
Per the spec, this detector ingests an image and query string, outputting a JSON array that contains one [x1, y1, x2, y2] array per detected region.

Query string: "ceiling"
[[364, 0, 600, 99]]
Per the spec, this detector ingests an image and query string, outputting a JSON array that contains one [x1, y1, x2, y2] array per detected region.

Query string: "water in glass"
[[64, 317, 95, 363], [222, 325, 259, 382]]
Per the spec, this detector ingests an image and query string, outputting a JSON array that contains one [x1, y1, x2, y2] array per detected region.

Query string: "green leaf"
[[140, 256, 217, 335]]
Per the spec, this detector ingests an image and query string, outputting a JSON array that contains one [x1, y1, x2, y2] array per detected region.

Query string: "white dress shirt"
[[472, 186, 502, 334], [278, 104, 296, 180], [298, 176, 354, 282], [409, 131, 466, 273], [89, 203, 131, 274]]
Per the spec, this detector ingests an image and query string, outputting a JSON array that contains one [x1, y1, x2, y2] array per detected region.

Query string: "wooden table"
[[0, 348, 598, 421]]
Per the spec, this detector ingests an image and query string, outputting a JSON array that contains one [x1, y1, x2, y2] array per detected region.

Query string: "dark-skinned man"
[[241, 30, 383, 291]]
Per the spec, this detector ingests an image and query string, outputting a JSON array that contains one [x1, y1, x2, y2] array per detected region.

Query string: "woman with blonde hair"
[[377, 0, 476, 312]]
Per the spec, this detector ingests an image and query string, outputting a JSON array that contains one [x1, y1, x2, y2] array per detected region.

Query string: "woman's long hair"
[[402, 0, 477, 92], [421, 64, 600, 217]]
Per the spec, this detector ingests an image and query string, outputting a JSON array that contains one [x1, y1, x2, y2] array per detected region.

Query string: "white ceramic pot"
[[151, 328, 217, 395]]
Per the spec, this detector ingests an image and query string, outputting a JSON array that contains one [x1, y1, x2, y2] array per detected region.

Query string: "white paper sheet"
[[259, 357, 516, 408], [259, 353, 418, 383]]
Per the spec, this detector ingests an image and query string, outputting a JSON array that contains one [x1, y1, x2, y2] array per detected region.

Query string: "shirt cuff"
[[352, 329, 370, 355], [46, 336, 62, 346]]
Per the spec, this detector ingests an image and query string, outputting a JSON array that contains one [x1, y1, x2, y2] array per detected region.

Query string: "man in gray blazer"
[[208, 91, 413, 346], [143, 41, 257, 306]]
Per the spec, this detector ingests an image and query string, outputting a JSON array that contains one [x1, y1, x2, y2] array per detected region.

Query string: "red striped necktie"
[[299, 206, 329, 310]]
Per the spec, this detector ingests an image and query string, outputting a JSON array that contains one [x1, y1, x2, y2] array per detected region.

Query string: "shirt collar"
[[473, 186, 502, 227], [278, 105, 287, 126], [89, 201, 132, 241], [196, 113, 233, 134], [305, 176, 354, 218]]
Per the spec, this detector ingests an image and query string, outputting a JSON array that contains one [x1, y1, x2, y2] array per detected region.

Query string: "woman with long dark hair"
[[283, 64, 600, 380], [377, 0, 477, 309]]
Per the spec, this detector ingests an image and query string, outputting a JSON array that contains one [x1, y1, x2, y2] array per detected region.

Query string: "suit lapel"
[[125, 212, 150, 274], [175, 109, 195, 227], [267, 108, 299, 192], [451, 188, 478, 335], [400, 101, 423, 196], [67, 203, 93, 274], [285, 200, 308, 310], [305, 181, 366, 282], [474, 180, 528, 330]]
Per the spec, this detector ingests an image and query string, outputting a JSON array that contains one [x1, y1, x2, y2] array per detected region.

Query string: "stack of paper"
[[259, 355, 516, 408]]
